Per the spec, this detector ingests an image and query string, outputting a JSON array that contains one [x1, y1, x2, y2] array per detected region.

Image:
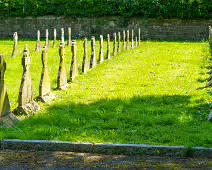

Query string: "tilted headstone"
[[107, 34, 111, 60], [99, 35, 104, 63], [131, 29, 134, 49], [61, 28, 65, 45], [90, 36, 97, 68], [82, 38, 90, 73], [127, 30, 130, 50], [45, 29, 50, 48], [118, 32, 121, 53], [11, 32, 18, 58], [57, 43, 68, 90], [39, 46, 55, 103], [0, 55, 18, 127], [135, 37, 138, 47], [67, 27, 72, 46], [70, 41, 78, 82], [35, 30, 42, 52], [138, 28, 141, 46], [123, 30, 126, 50], [17, 45, 40, 115], [113, 33, 117, 56], [53, 28, 57, 48]]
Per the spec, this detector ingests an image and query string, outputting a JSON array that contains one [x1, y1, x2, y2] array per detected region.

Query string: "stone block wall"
[[0, 16, 211, 41]]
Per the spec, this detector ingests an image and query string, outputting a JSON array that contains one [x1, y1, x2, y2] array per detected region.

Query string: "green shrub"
[[0, 0, 211, 19]]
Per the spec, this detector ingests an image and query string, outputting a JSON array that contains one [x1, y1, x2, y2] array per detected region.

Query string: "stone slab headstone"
[[131, 29, 134, 49], [99, 35, 104, 63], [67, 27, 72, 46], [107, 34, 111, 60], [53, 28, 57, 48], [123, 30, 126, 50], [57, 43, 68, 90], [127, 30, 130, 50], [35, 30, 42, 52], [39, 46, 55, 103], [61, 28, 65, 45], [90, 36, 97, 68], [70, 40, 78, 82], [135, 37, 138, 47], [113, 33, 117, 56], [0, 55, 18, 127], [138, 28, 141, 46], [17, 45, 40, 115], [118, 32, 121, 53], [82, 38, 90, 74], [45, 29, 50, 48], [11, 32, 18, 58]]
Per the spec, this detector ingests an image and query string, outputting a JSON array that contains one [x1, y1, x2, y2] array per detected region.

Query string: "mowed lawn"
[[0, 40, 212, 147]]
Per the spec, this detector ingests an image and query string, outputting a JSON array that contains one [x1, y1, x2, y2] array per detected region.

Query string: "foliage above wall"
[[0, 0, 211, 19]]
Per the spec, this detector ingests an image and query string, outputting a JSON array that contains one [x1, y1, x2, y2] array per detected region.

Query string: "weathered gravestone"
[[99, 35, 104, 63], [53, 29, 57, 48], [0, 55, 18, 127], [11, 32, 18, 58], [138, 28, 141, 46], [107, 34, 111, 60], [45, 29, 50, 48], [127, 30, 130, 50], [67, 27, 72, 46], [82, 38, 90, 74], [118, 32, 121, 53], [35, 30, 42, 52], [39, 46, 55, 103], [123, 30, 126, 50], [17, 45, 40, 115], [57, 43, 68, 90], [131, 29, 134, 49], [135, 37, 138, 47], [70, 40, 78, 82], [61, 28, 65, 45], [90, 36, 97, 68], [113, 33, 117, 56]]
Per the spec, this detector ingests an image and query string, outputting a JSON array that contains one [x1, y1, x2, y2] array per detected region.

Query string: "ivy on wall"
[[0, 0, 211, 19]]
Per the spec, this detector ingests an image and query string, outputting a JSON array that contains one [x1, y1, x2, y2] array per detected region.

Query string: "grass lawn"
[[0, 39, 212, 147]]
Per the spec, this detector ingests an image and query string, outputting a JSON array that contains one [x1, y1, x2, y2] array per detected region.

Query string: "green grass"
[[0, 39, 212, 147]]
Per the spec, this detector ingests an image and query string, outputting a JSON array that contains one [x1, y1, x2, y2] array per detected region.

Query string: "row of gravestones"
[[0, 28, 141, 127], [208, 26, 212, 122]]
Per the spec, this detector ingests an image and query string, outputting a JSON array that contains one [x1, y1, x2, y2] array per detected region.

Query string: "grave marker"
[[67, 27, 72, 46], [0, 55, 17, 127], [57, 43, 68, 90], [113, 33, 117, 56], [99, 35, 104, 63], [135, 37, 138, 47], [39, 46, 55, 102], [131, 29, 134, 49], [118, 32, 121, 53], [138, 28, 141, 46], [90, 36, 97, 68], [107, 34, 111, 60], [53, 29, 57, 48], [127, 30, 130, 50], [61, 28, 65, 45], [35, 30, 42, 52], [70, 40, 78, 82], [11, 32, 18, 58], [82, 38, 89, 73], [17, 45, 40, 115], [123, 30, 126, 50], [45, 29, 49, 48]]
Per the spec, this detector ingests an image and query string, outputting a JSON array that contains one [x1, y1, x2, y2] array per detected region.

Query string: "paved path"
[[0, 150, 212, 169]]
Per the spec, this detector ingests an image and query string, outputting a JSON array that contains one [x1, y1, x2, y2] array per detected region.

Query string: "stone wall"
[[0, 16, 212, 41]]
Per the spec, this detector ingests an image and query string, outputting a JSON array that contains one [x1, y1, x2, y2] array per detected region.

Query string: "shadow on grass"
[[3, 94, 211, 147]]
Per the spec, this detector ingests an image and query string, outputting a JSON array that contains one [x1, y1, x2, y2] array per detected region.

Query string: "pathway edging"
[[1, 139, 212, 158]]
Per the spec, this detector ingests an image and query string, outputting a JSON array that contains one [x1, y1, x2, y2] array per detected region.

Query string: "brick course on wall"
[[0, 16, 212, 41]]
